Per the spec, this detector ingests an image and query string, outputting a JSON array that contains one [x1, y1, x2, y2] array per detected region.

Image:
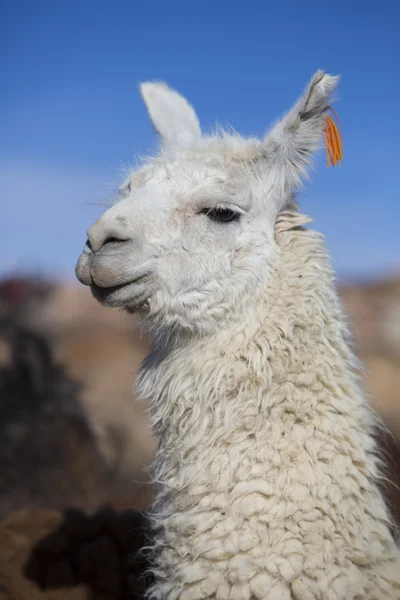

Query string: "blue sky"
[[1, 0, 399, 281]]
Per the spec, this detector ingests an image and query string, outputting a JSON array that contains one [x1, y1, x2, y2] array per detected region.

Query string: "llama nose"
[[87, 221, 131, 253]]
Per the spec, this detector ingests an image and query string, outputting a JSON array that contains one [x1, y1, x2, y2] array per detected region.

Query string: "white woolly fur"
[[138, 210, 400, 600], [76, 70, 400, 599]]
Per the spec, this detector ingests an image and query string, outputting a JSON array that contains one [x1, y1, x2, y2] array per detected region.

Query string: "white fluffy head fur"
[[76, 71, 339, 338]]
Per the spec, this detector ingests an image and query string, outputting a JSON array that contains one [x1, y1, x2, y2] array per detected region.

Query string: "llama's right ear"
[[260, 70, 340, 199], [140, 82, 201, 149]]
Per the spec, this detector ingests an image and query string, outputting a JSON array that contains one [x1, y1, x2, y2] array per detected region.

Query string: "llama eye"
[[203, 207, 241, 223]]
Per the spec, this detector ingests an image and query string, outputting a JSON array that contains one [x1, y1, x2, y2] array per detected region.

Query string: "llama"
[[76, 71, 400, 599]]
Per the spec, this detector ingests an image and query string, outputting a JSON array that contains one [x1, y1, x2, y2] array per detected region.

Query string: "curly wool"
[[138, 210, 400, 600]]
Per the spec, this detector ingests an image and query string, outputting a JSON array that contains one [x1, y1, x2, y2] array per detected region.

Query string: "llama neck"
[[139, 211, 400, 600], [141, 210, 373, 473]]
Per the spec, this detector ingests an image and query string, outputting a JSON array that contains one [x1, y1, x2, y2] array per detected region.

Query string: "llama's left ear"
[[140, 82, 201, 149], [261, 70, 340, 197]]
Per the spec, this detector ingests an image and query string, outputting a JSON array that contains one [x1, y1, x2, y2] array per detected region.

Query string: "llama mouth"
[[90, 276, 152, 310]]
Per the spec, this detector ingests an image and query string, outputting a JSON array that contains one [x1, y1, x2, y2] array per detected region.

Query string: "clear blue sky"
[[1, 0, 399, 281]]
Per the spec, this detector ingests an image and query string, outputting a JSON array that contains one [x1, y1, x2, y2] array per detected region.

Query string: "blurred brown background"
[[0, 271, 399, 600]]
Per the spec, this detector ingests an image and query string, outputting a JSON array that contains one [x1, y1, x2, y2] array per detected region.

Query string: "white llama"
[[76, 71, 400, 599]]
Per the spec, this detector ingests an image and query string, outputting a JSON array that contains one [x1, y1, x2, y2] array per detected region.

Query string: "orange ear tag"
[[323, 107, 343, 167]]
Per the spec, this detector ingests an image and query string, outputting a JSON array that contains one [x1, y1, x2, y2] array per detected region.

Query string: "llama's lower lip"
[[90, 277, 151, 309]]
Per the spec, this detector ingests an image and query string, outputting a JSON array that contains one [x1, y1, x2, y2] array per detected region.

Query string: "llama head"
[[76, 70, 339, 335]]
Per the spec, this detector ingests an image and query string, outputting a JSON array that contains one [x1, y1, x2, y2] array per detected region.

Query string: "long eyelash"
[[202, 205, 242, 215], [203, 207, 241, 223]]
